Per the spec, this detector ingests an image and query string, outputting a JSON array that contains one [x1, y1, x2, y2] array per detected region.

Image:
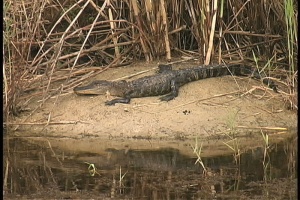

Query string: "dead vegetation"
[[3, 0, 298, 123]]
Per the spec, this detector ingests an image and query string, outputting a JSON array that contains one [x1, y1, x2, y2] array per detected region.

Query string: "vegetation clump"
[[3, 0, 297, 122]]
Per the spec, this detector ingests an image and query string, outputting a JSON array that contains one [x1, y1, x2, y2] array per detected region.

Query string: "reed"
[[284, 0, 297, 109], [84, 162, 100, 177], [191, 136, 207, 174], [261, 130, 271, 182], [3, 0, 297, 121]]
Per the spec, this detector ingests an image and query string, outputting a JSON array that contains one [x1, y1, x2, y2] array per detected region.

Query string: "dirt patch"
[[11, 60, 297, 153]]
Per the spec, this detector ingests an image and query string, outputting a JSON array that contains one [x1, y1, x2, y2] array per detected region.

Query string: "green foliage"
[[284, 0, 297, 85], [191, 136, 207, 173]]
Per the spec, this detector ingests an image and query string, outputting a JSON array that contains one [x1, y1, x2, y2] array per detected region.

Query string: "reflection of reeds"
[[223, 109, 241, 165], [284, 135, 297, 179], [223, 138, 241, 165], [3, 0, 297, 122], [261, 130, 271, 182], [3, 157, 9, 194], [191, 136, 207, 174]]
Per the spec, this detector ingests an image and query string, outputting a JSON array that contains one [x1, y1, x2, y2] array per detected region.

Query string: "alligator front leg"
[[159, 79, 179, 101], [105, 98, 131, 106]]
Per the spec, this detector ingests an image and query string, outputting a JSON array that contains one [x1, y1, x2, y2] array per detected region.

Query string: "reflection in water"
[[3, 134, 297, 199]]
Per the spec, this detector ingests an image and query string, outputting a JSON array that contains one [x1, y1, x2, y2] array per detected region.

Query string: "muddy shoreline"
[[6, 60, 296, 164]]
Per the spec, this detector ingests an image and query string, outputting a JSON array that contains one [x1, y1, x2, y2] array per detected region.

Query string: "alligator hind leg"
[[159, 79, 179, 101]]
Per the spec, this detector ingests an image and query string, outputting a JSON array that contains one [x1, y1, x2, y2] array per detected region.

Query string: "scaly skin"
[[74, 64, 277, 105]]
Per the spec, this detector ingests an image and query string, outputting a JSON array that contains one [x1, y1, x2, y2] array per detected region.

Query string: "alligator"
[[73, 64, 278, 105]]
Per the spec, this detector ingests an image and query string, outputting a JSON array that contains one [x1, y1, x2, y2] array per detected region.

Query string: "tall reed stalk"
[[284, 0, 297, 108]]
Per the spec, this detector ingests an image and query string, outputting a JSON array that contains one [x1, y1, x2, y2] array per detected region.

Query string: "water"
[[3, 134, 297, 199]]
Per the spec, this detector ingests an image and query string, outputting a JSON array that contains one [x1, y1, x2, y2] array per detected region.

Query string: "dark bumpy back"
[[157, 64, 173, 73], [172, 64, 250, 85], [73, 63, 277, 99], [202, 64, 252, 76], [172, 64, 277, 92]]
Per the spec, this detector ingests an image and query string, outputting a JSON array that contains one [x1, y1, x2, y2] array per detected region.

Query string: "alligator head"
[[73, 80, 127, 96]]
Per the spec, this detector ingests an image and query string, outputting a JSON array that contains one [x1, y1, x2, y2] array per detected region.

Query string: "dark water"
[[3, 134, 297, 200]]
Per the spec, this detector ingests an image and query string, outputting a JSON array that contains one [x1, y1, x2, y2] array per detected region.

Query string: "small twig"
[[236, 126, 287, 131], [13, 95, 53, 131], [134, 90, 244, 114], [221, 31, 282, 38], [113, 67, 158, 81], [5, 120, 90, 126], [168, 57, 196, 65], [160, 90, 243, 112], [3, 158, 9, 193], [46, 140, 63, 165], [168, 25, 187, 35], [113, 57, 197, 81]]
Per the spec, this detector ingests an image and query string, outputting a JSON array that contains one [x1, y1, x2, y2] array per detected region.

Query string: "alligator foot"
[[105, 101, 116, 106], [105, 98, 131, 106], [159, 94, 176, 101]]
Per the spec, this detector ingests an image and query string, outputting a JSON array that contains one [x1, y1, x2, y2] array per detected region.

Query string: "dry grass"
[[3, 0, 298, 122]]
